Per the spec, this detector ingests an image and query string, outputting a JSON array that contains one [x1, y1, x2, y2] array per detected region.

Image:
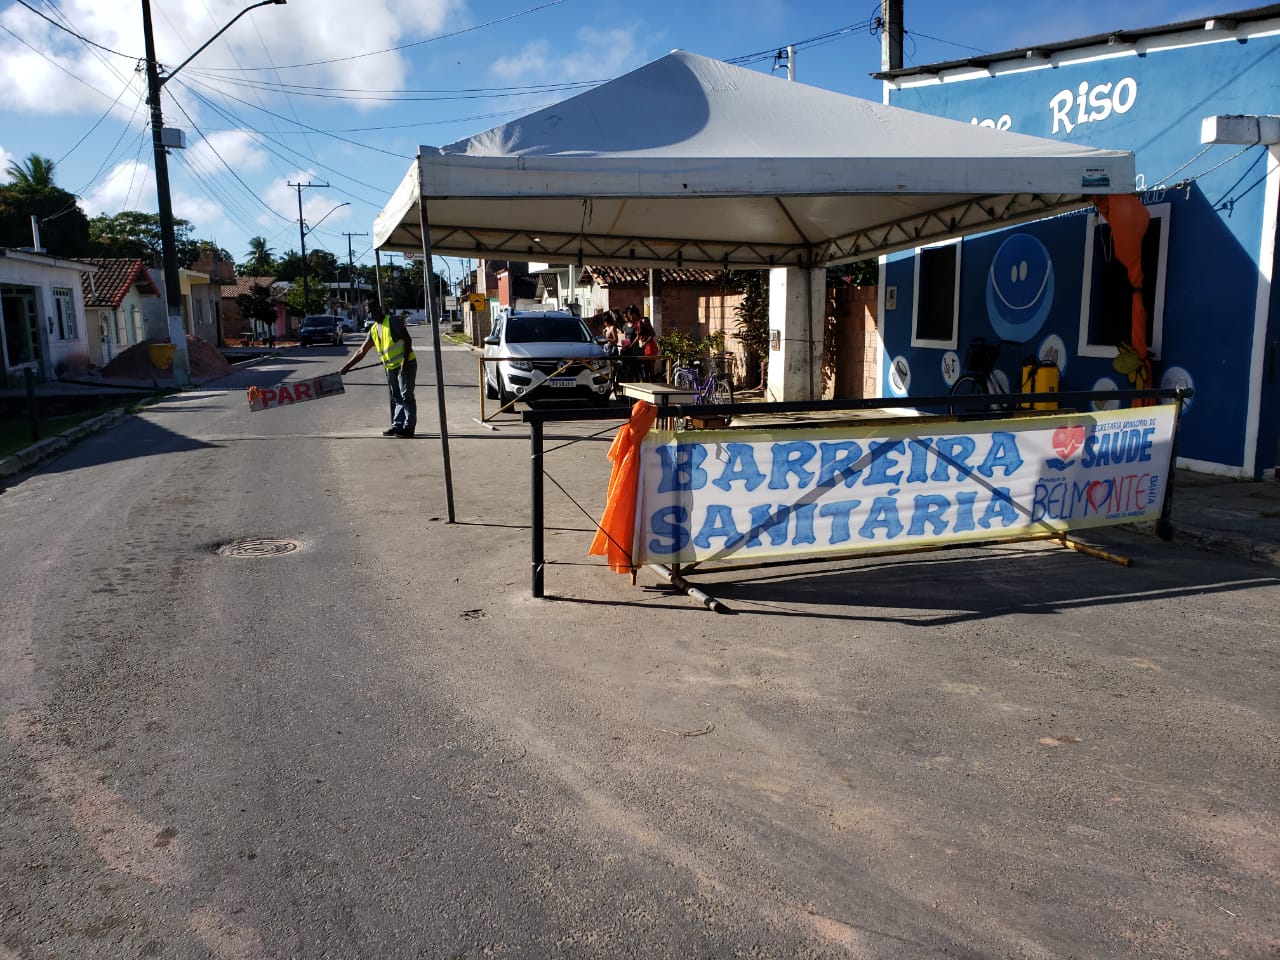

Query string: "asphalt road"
[[1, 336, 1277, 959]]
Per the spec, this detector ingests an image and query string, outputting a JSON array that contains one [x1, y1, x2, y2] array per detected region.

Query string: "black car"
[[298, 315, 344, 347]]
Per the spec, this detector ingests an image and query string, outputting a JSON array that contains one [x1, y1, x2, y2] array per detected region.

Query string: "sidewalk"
[[1154, 469, 1280, 567]]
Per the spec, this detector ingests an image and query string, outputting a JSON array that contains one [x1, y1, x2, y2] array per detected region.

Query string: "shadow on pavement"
[[540, 537, 1280, 620], [31, 416, 218, 477]]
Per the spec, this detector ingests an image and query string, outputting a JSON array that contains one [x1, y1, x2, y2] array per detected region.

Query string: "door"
[[1, 286, 41, 386]]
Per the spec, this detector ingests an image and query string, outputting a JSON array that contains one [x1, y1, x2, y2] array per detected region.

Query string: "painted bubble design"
[[986, 232, 1054, 343]]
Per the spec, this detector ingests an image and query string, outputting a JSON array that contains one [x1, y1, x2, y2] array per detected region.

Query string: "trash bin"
[[148, 343, 176, 370]]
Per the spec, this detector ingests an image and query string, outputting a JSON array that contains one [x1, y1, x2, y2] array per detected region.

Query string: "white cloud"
[[82, 158, 234, 243], [0, 0, 464, 116], [490, 25, 642, 84], [185, 130, 267, 174], [0, 144, 15, 180], [82, 160, 155, 216]]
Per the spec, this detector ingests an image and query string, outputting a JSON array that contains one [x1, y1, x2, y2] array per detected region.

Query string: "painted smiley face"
[[986, 233, 1055, 343]]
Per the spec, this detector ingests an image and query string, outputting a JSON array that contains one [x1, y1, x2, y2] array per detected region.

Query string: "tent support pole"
[[417, 178, 457, 523], [373, 248, 383, 306]]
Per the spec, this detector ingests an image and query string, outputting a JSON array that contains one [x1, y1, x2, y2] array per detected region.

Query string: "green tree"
[[4, 154, 57, 189], [241, 236, 276, 275], [827, 258, 877, 287], [274, 249, 302, 282], [88, 210, 203, 263], [236, 283, 276, 338], [306, 249, 340, 281], [726, 270, 769, 388], [283, 276, 326, 317], [0, 183, 90, 256]]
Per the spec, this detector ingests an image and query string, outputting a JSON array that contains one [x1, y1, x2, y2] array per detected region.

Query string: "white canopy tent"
[[372, 50, 1136, 526], [372, 50, 1134, 269]]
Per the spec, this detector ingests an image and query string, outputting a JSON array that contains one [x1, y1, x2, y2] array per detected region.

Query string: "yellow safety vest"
[[369, 319, 415, 371]]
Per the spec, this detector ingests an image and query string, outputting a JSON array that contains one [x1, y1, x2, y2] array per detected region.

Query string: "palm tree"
[[242, 235, 276, 275], [5, 154, 57, 189]]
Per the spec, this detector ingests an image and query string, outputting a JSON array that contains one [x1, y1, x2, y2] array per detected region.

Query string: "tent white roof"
[[373, 51, 1134, 269]]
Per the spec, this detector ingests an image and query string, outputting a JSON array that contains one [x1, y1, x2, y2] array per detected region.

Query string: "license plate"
[[547, 378, 577, 388]]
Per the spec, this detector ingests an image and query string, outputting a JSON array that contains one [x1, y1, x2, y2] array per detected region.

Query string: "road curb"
[[0, 407, 129, 479], [1129, 518, 1280, 569]]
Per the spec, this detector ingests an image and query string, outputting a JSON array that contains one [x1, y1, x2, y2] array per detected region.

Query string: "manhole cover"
[[215, 537, 302, 558]]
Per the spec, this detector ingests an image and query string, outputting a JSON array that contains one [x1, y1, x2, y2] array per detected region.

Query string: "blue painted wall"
[[882, 31, 1280, 473]]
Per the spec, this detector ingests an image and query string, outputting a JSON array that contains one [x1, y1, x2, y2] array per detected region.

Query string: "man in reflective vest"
[[340, 301, 417, 437]]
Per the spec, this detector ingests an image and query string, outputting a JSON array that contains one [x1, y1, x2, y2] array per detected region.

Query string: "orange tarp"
[[589, 401, 658, 575], [1093, 194, 1154, 405]]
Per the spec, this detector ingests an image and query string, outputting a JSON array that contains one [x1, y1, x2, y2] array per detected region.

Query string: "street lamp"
[[299, 200, 349, 318], [142, 0, 285, 386], [433, 256, 453, 320]]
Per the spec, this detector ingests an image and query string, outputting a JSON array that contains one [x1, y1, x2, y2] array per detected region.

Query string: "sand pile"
[[102, 336, 232, 381]]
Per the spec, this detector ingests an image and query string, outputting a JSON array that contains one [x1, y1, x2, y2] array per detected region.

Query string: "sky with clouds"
[[0, 0, 1229, 268]]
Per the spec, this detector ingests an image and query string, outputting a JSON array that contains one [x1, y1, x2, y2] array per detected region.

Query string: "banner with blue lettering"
[[635, 407, 1176, 565]]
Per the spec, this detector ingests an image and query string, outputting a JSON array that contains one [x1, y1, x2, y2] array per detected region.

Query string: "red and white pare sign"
[[247, 373, 345, 412]]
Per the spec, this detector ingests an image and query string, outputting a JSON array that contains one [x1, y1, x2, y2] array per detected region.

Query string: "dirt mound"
[[102, 336, 232, 381]]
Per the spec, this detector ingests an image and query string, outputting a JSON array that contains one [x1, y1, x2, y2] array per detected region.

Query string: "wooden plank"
[[247, 373, 345, 412]]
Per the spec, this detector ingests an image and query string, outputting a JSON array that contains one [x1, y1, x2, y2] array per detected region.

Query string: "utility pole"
[[773, 45, 795, 81], [141, 0, 284, 386], [289, 180, 328, 327], [881, 0, 903, 71], [342, 231, 367, 316], [141, 0, 189, 386]]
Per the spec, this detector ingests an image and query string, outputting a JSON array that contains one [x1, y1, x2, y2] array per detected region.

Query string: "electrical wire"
[[164, 73, 293, 223], [9, 0, 139, 59], [173, 77, 387, 204], [0, 22, 127, 102], [72, 95, 150, 199], [181, 74, 412, 159], [191, 106, 537, 135], [726, 21, 872, 67], [56, 75, 144, 165], [904, 30, 989, 55], [181, 70, 604, 101], [194, 0, 569, 73]]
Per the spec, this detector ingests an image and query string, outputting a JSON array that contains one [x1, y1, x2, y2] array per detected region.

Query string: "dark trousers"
[[386, 359, 417, 434]]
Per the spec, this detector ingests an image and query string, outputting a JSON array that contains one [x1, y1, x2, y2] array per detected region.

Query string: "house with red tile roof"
[[220, 275, 286, 342], [77, 258, 160, 370]]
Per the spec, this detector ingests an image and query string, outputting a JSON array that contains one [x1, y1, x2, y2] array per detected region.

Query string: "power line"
[[194, 0, 569, 73], [163, 87, 293, 224], [174, 78, 387, 204], [0, 22, 127, 102], [904, 29, 989, 55], [9, 0, 140, 59], [182, 74, 412, 159], [181, 71, 605, 101], [726, 21, 872, 67], [56, 75, 144, 165]]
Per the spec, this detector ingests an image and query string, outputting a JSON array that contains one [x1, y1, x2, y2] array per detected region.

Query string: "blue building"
[[876, 5, 1280, 477]]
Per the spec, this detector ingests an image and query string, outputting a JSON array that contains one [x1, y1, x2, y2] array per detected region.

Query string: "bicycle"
[[948, 337, 1023, 415], [669, 355, 734, 428], [671, 356, 734, 405]]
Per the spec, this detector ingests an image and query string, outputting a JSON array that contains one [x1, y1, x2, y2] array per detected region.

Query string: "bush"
[[658, 330, 728, 379]]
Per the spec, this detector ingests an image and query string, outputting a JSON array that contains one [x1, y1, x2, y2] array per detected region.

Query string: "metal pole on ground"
[[531, 418, 545, 598], [416, 177, 456, 523], [24, 366, 38, 442]]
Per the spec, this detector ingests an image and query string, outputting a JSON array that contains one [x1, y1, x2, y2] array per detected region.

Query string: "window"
[[53, 287, 76, 340], [1078, 202, 1169, 359], [114, 309, 129, 345], [911, 240, 960, 349], [131, 304, 144, 342]]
